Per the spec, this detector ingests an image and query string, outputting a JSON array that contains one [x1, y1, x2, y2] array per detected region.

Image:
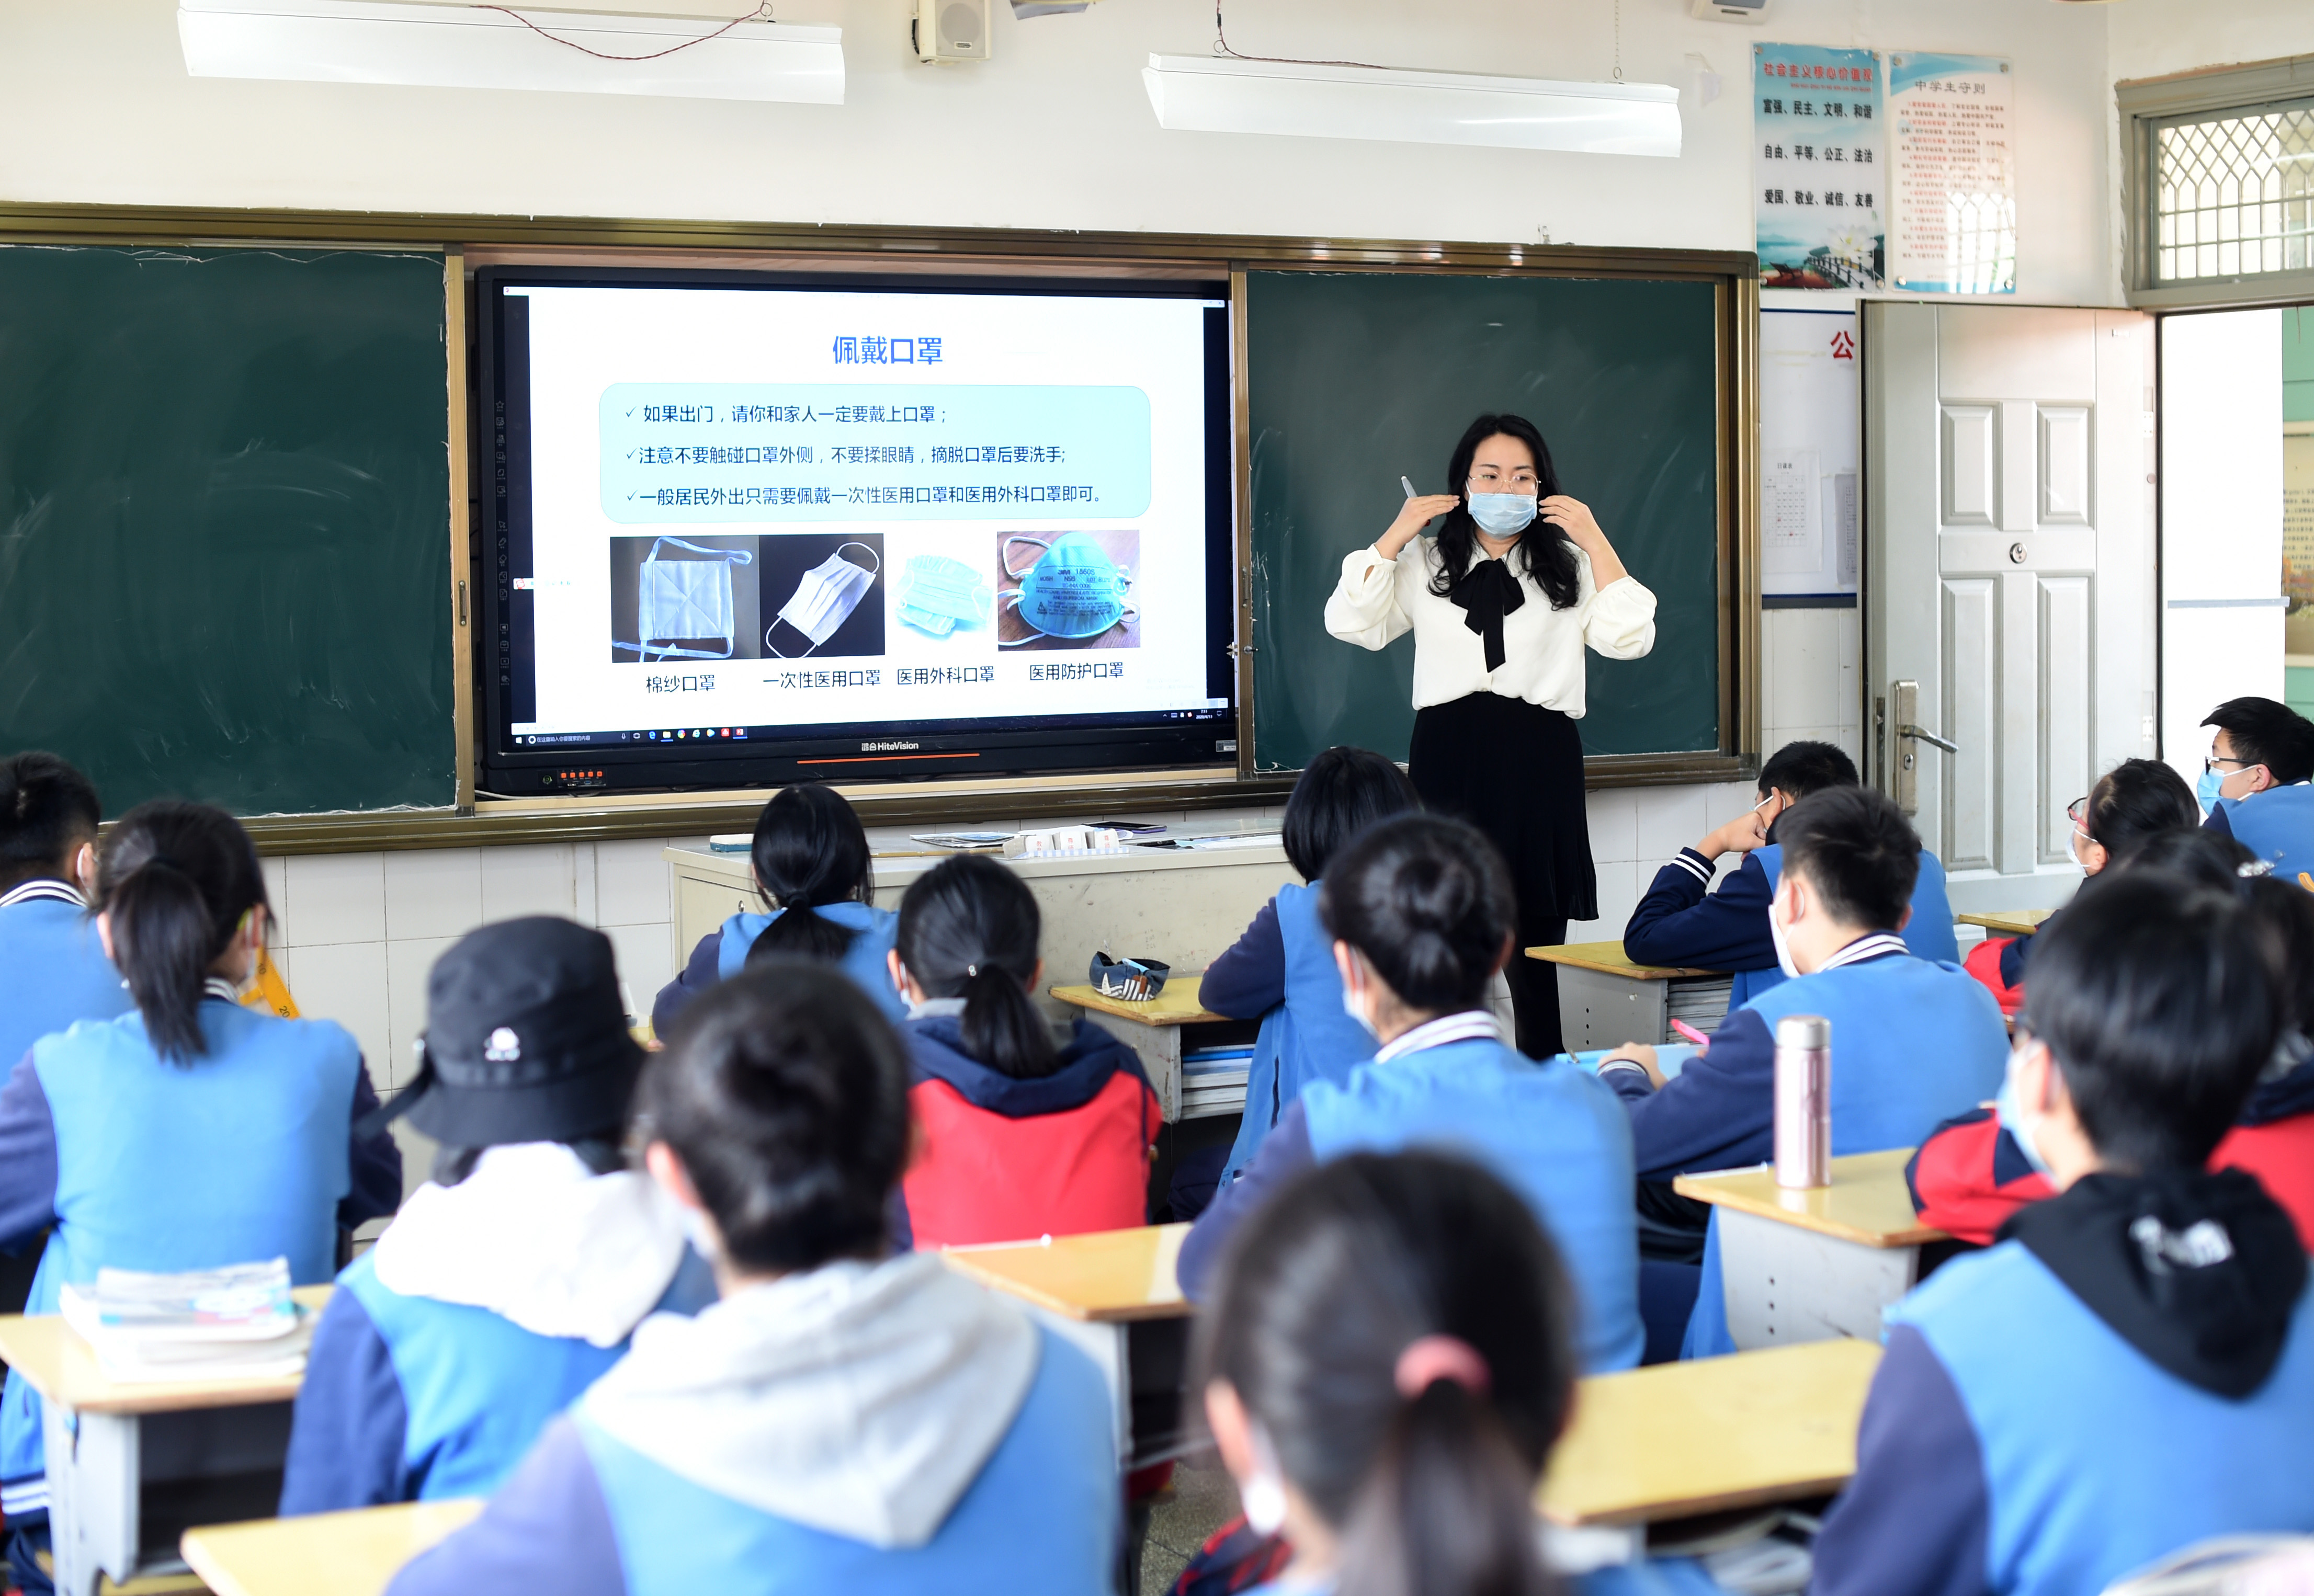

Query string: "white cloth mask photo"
[[770, 543, 880, 658], [615, 537, 754, 662]]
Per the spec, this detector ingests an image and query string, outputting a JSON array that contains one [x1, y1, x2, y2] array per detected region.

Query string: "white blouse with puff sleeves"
[[1322, 538, 1657, 716]]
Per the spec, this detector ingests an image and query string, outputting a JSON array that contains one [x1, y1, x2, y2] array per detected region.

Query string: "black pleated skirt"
[[1408, 693, 1597, 931]]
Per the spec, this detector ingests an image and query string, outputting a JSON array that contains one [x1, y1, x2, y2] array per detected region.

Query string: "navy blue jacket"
[[1199, 899, 1284, 1018]]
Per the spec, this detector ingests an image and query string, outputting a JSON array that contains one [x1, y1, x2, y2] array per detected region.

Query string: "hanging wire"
[[472, 2, 773, 63], [1212, 0, 1390, 71], [1612, 0, 1624, 82]]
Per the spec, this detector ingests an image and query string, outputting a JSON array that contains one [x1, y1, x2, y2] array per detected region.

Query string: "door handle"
[[1898, 723, 1958, 755]]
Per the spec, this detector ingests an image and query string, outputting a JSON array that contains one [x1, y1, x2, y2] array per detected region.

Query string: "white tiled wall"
[[265, 835, 706, 1198]]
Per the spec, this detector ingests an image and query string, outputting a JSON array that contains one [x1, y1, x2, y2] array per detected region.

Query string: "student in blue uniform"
[[387, 960, 1117, 1596], [651, 784, 904, 1032], [1812, 869, 2314, 1595], [1179, 813, 1643, 1373], [0, 801, 401, 1572], [1623, 739, 1959, 1005], [1602, 786, 2006, 1354], [2199, 696, 2314, 877], [0, 753, 131, 1075], [1201, 745, 1422, 1183], [281, 917, 712, 1515], [1195, 1150, 1719, 1596]]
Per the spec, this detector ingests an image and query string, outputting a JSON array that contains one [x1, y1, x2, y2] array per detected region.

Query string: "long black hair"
[[746, 785, 876, 963], [1281, 746, 1422, 883], [96, 802, 268, 1064], [1425, 414, 1580, 611], [1320, 814, 1515, 1017], [895, 854, 1056, 1080], [1196, 1150, 1572, 1596], [639, 959, 912, 1273]]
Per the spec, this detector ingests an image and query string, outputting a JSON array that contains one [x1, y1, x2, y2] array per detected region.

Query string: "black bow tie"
[[1448, 558, 1525, 672]]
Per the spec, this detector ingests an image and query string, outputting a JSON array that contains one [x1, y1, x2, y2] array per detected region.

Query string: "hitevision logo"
[[861, 740, 921, 753]]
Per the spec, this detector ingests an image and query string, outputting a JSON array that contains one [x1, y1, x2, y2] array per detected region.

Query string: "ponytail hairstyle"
[[1319, 814, 1514, 1018], [1196, 1150, 1573, 1596], [95, 802, 268, 1064], [1425, 414, 1580, 612], [746, 784, 876, 964], [1280, 746, 1423, 884], [894, 854, 1055, 1079], [0, 751, 101, 893]]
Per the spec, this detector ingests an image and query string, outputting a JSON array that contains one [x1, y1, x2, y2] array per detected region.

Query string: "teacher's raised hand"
[[1540, 494, 1628, 587], [1376, 493, 1463, 561]]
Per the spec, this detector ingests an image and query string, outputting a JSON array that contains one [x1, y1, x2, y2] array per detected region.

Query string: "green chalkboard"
[[0, 246, 454, 816], [1247, 271, 1724, 773]]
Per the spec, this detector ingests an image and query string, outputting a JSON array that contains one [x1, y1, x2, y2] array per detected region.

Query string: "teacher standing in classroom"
[[1324, 413, 1657, 1057]]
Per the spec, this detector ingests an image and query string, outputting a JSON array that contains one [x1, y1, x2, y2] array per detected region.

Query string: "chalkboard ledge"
[[234, 767, 1295, 856]]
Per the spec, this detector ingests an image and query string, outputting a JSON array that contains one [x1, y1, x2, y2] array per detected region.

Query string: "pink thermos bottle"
[[1774, 1013, 1831, 1189]]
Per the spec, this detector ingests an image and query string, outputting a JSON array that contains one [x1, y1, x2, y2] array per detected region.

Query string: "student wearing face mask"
[[1811, 870, 2314, 1596], [2198, 696, 2314, 876], [1912, 828, 2314, 1252], [1324, 415, 1657, 1058], [1177, 813, 1643, 1374], [1599, 786, 2007, 1356], [1624, 739, 1960, 1008], [1961, 757, 2199, 1013]]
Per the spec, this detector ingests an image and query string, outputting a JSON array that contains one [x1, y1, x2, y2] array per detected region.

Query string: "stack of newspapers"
[[59, 1258, 312, 1383]]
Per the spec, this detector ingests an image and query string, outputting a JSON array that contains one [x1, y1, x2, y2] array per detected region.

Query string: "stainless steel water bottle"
[[1774, 1013, 1831, 1189]]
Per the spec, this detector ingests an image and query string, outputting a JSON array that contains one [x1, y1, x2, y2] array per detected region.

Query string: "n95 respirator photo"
[[997, 531, 1139, 649]]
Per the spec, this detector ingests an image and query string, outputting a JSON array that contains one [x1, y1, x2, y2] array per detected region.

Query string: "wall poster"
[[1753, 43, 1886, 291], [1887, 52, 2016, 295]]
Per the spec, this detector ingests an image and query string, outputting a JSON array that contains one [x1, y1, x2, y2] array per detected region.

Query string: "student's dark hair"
[[747, 784, 875, 964], [2203, 696, 2314, 786], [2104, 828, 2314, 1041], [1281, 746, 1424, 882], [2106, 825, 2259, 888], [2022, 871, 2282, 1171], [0, 752, 102, 893], [1196, 1151, 1572, 1596], [2241, 875, 2314, 1043], [1756, 739, 1858, 802], [1320, 814, 1514, 1017], [2080, 757, 2199, 858], [1425, 414, 1579, 612], [1774, 785, 1919, 932], [638, 959, 910, 1273], [95, 802, 268, 1065], [895, 854, 1055, 1080]]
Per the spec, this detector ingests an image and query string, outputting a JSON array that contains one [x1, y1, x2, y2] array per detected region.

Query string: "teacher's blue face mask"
[[1467, 493, 1537, 537]]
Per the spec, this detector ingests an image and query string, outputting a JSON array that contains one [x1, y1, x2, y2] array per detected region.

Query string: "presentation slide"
[[496, 281, 1230, 759]]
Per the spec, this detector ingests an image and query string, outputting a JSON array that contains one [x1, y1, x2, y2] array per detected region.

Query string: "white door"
[[1864, 304, 2156, 914]]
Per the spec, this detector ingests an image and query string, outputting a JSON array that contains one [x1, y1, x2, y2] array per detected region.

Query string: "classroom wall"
[[1, 0, 2117, 303]]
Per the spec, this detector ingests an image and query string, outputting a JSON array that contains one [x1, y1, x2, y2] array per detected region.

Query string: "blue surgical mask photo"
[[997, 530, 1140, 649], [897, 552, 995, 638]]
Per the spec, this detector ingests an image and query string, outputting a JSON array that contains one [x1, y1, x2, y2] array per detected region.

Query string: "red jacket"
[[1908, 1057, 2314, 1250], [1962, 936, 2025, 1017], [900, 1015, 1159, 1251]]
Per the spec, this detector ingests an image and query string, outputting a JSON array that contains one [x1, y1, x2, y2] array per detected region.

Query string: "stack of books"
[[59, 1258, 312, 1383], [1666, 974, 1733, 1041], [1181, 1043, 1253, 1117]]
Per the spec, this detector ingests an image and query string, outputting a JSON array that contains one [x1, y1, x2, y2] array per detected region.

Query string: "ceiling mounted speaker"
[[914, 0, 990, 63]]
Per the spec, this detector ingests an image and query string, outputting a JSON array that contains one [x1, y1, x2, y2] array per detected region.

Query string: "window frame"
[[2121, 54, 2314, 310]]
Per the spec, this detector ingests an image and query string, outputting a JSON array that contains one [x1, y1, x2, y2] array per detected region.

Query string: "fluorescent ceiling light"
[[178, 0, 844, 104], [1142, 54, 1680, 157]]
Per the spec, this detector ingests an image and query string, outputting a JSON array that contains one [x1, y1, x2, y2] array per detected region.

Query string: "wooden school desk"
[[1956, 907, 2053, 938], [1049, 976, 1249, 1121], [940, 1224, 1192, 1470], [180, 1498, 481, 1596], [1540, 1339, 1882, 1526], [0, 1286, 332, 1596], [1526, 942, 1732, 1051], [1676, 1150, 1946, 1350]]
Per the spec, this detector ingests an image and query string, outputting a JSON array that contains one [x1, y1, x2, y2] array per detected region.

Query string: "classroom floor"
[[1139, 1455, 1241, 1596]]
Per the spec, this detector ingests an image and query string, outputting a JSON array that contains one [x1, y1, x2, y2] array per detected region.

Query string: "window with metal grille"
[[2154, 101, 2314, 283]]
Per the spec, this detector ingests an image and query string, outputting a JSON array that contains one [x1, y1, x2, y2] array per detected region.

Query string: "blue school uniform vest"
[[0, 894, 131, 1073], [574, 1326, 1116, 1596], [1737, 847, 1961, 1006], [2216, 785, 2314, 878], [1898, 1244, 2314, 1593], [1223, 884, 1378, 1181], [1300, 1039, 1644, 1372], [1, 998, 358, 1487], [717, 903, 906, 1023], [339, 1253, 630, 1501]]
